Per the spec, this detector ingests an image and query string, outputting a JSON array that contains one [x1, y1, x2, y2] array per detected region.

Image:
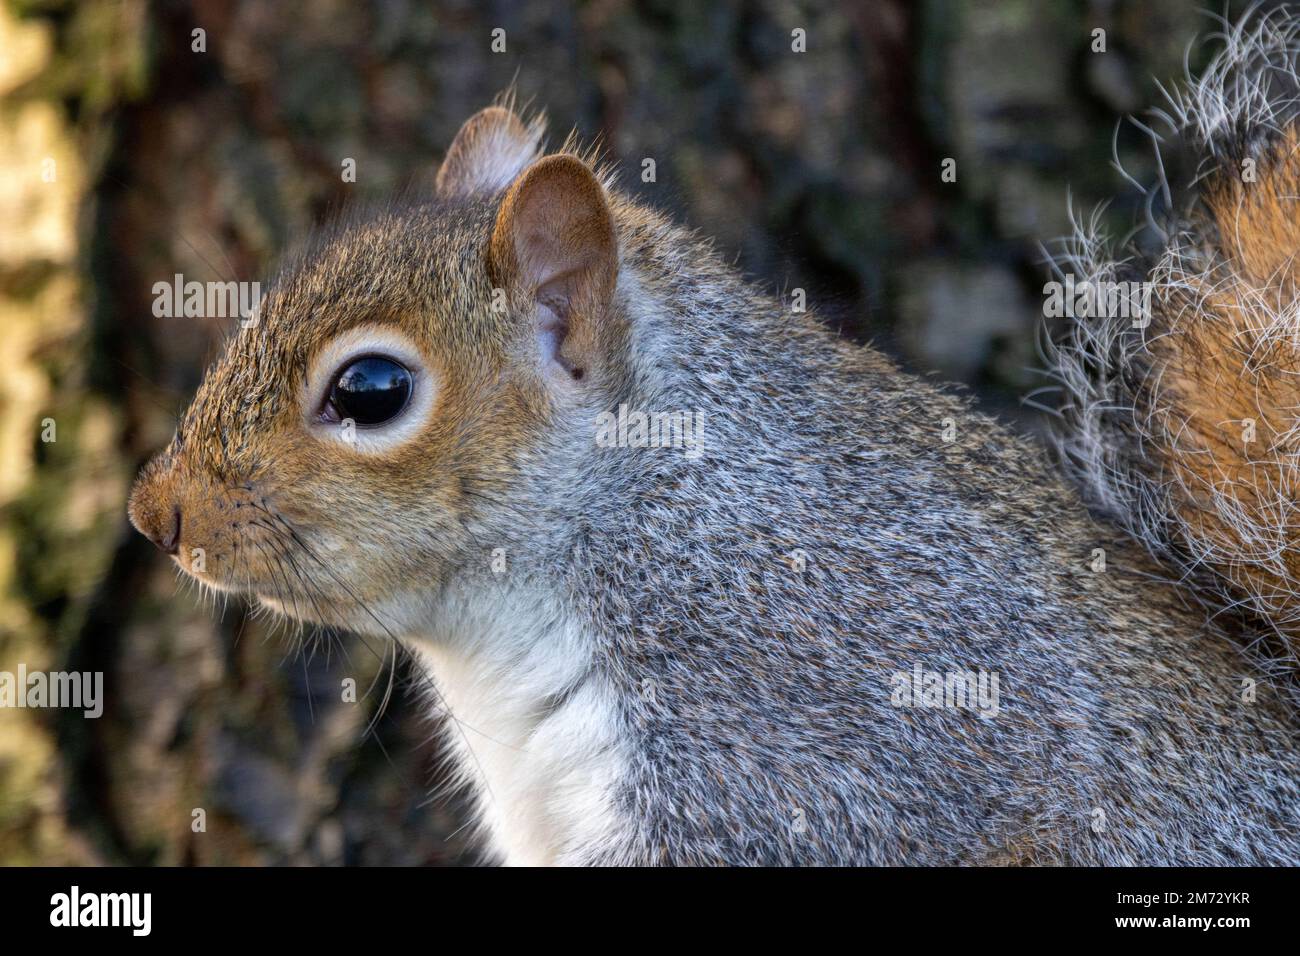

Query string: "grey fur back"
[[476, 199, 1300, 865]]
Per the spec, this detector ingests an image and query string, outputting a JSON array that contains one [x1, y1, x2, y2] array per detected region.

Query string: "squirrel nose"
[[128, 458, 187, 557], [147, 505, 182, 555], [159, 505, 182, 554], [132, 500, 183, 556]]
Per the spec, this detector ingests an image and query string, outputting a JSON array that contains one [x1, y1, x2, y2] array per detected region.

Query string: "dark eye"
[[326, 356, 412, 426]]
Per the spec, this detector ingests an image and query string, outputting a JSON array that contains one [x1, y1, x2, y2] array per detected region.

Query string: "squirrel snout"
[[151, 506, 182, 555], [128, 468, 183, 556]]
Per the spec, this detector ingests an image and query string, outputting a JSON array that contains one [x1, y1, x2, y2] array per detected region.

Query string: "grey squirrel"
[[128, 12, 1300, 864]]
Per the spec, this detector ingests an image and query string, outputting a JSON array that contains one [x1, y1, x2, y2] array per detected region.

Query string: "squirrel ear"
[[488, 154, 618, 383], [436, 106, 543, 198]]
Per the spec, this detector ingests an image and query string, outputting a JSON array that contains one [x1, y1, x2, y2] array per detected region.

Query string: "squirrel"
[[128, 18, 1300, 865]]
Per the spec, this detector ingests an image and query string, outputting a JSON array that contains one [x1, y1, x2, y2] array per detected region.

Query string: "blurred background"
[[0, 0, 1250, 864]]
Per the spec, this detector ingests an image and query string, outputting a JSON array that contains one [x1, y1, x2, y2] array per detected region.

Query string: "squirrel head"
[[128, 103, 624, 633]]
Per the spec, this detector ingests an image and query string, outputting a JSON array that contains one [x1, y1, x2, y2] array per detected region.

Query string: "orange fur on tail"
[[1049, 9, 1300, 680], [1152, 129, 1300, 640]]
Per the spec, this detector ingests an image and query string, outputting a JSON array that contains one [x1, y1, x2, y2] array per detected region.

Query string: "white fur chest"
[[408, 589, 631, 865]]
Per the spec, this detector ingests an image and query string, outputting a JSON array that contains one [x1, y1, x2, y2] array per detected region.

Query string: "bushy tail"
[[1046, 7, 1300, 678]]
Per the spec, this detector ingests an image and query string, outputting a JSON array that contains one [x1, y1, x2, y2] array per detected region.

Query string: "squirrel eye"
[[326, 356, 412, 426]]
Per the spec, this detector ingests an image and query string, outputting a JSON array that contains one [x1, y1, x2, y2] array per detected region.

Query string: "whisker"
[[246, 502, 508, 801]]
